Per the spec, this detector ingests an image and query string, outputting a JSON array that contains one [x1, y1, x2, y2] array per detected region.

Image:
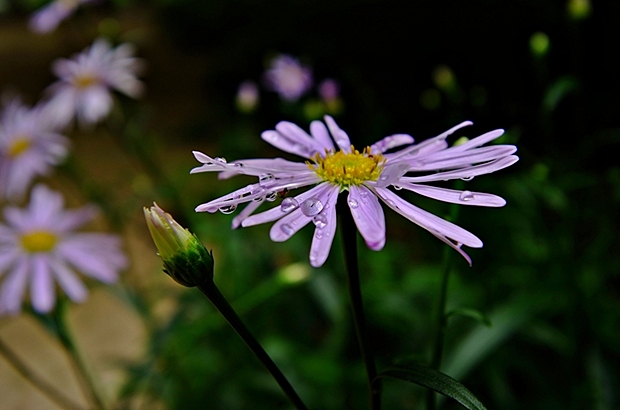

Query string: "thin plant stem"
[[0, 336, 85, 410], [426, 200, 460, 410], [196, 281, 308, 410], [51, 301, 106, 410], [337, 195, 381, 410]]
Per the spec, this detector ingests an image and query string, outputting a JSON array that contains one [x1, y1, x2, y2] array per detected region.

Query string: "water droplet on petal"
[[394, 185, 403, 191], [313, 214, 327, 229], [253, 196, 264, 202], [215, 157, 227, 164], [281, 198, 299, 212], [359, 190, 368, 198], [300, 197, 324, 216], [266, 191, 278, 202], [219, 204, 237, 214], [314, 231, 323, 239], [233, 162, 244, 167], [380, 174, 388, 181], [259, 173, 275, 186], [459, 190, 475, 201], [461, 175, 475, 182], [348, 198, 359, 208], [281, 223, 294, 236], [386, 199, 396, 207]]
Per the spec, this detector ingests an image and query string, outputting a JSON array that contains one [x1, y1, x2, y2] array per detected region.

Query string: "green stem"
[[52, 301, 106, 410], [0, 336, 85, 410], [427, 199, 460, 410], [337, 195, 381, 410], [196, 282, 308, 410]]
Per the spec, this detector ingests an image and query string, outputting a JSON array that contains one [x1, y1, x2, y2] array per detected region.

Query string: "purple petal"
[[0, 256, 29, 315], [413, 145, 517, 171], [348, 185, 386, 250], [275, 121, 324, 157], [400, 184, 506, 207], [30, 255, 55, 313], [310, 120, 335, 152], [401, 155, 519, 183], [232, 200, 263, 229], [370, 134, 415, 155], [448, 129, 505, 152], [387, 121, 473, 161], [324, 116, 351, 152], [50, 258, 88, 303], [374, 188, 482, 248], [309, 194, 338, 267]]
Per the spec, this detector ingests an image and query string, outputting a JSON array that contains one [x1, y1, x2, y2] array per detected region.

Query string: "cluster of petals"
[[0, 185, 127, 315], [0, 99, 69, 201], [43, 38, 144, 128], [29, 0, 97, 34], [263, 54, 313, 102], [191, 116, 518, 267]]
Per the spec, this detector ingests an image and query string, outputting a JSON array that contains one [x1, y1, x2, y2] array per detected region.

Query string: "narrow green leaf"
[[446, 307, 493, 327], [376, 363, 487, 410]]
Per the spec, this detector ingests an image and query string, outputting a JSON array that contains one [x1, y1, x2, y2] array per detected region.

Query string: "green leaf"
[[542, 76, 578, 112], [376, 363, 487, 410], [446, 307, 493, 327]]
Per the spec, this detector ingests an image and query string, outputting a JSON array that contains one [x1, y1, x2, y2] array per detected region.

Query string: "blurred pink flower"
[[191, 116, 518, 267], [0, 100, 69, 201], [29, 0, 97, 34], [318, 79, 340, 102], [0, 185, 127, 315], [44, 38, 144, 128], [263, 54, 313, 102]]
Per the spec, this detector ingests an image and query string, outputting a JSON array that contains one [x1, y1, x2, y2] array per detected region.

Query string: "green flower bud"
[[144, 203, 214, 287]]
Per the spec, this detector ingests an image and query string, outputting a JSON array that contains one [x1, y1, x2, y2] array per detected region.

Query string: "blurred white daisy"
[[0, 185, 127, 315], [0, 99, 69, 201], [44, 38, 144, 128]]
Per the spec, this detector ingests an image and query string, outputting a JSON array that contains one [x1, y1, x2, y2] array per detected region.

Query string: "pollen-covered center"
[[7, 136, 31, 158], [308, 146, 385, 187], [20, 231, 58, 253], [73, 74, 99, 89]]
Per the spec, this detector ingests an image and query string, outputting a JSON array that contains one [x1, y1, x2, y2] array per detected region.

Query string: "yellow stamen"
[[7, 137, 31, 158], [73, 74, 98, 88], [20, 231, 58, 253], [307, 145, 386, 187]]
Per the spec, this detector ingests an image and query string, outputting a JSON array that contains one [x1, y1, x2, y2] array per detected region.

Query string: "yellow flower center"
[[20, 231, 58, 253], [73, 74, 99, 89], [7, 137, 31, 158], [308, 146, 385, 187]]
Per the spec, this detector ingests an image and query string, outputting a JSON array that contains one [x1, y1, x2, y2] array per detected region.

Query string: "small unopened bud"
[[144, 203, 214, 287]]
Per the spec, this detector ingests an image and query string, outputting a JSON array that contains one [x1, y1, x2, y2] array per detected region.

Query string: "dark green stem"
[[337, 195, 381, 410], [427, 199, 460, 410], [0, 336, 85, 410], [197, 282, 307, 410], [52, 302, 106, 410]]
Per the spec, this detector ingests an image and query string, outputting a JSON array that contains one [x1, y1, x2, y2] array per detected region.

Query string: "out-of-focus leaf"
[[542, 76, 579, 112], [446, 307, 492, 327], [377, 363, 487, 410]]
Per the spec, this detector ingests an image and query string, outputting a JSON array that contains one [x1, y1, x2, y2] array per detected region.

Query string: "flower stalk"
[[338, 194, 381, 410]]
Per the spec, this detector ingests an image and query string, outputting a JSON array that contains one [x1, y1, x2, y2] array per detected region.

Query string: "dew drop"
[[219, 204, 237, 214], [459, 190, 475, 201], [280, 223, 294, 236], [233, 162, 244, 168], [359, 190, 368, 198], [265, 191, 278, 202], [394, 185, 403, 191], [461, 175, 475, 182], [300, 198, 324, 216], [253, 196, 264, 202], [259, 173, 275, 186], [348, 198, 359, 208], [379, 174, 388, 181], [314, 231, 323, 239], [313, 214, 328, 229], [281, 197, 299, 212], [214, 157, 227, 164]]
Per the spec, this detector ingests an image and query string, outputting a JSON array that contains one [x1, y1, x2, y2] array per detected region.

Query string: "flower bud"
[[144, 203, 214, 287]]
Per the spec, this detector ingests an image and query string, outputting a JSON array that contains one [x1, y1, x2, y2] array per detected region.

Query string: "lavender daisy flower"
[[0, 185, 127, 315], [263, 54, 313, 102], [29, 0, 97, 34], [191, 116, 518, 267], [43, 38, 144, 128], [0, 100, 69, 201]]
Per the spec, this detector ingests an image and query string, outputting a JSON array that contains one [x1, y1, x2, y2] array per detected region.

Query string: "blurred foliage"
[[1, 0, 619, 409]]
